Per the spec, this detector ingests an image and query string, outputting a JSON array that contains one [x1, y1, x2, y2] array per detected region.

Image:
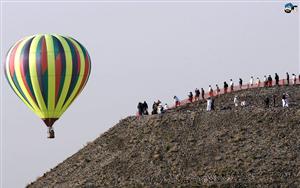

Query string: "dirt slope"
[[28, 85, 300, 187]]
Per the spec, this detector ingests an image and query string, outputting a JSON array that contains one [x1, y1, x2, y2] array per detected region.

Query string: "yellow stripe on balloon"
[[53, 35, 73, 118], [58, 37, 86, 116], [29, 35, 48, 118], [45, 34, 56, 118], [14, 36, 43, 117], [5, 41, 37, 114]]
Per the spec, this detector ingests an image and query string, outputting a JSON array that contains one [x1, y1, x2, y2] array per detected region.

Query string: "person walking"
[[256, 77, 261, 87], [206, 97, 212, 111], [152, 101, 158, 114], [216, 84, 220, 96], [234, 95, 239, 107], [268, 75, 272, 87], [143, 101, 149, 115], [174, 96, 180, 107], [137, 102, 143, 116], [208, 85, 213, 97], [263, 75, 268, 87], [201, 88, 205, 100], [224, 81, 228, 94], [286, 72, 290, 85], [275, 73, 279, 86], [188, 92, 193, 103], [229, 79, 234, 92], [239, 78, 243, 89], [249, 76, 254, 87], [292, 74, 296, 85], [282, 93, 289, 107], [195, 88, 200, 101]]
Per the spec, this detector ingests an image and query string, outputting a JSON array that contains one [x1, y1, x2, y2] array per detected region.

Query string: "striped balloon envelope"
[[4, 34, 91, 137]]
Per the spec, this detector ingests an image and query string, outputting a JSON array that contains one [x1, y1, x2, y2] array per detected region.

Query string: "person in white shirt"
[[256, 77, 261, 87], [234, 95, 239, 107], [229, 79, 234, 92], [174, 96, 180, 107], [249, 76, 254, 87], [263, 75, 268, 87], [292, 74, 296, 85], [282, 93, 289, 107], [206, 97, 212, 111]]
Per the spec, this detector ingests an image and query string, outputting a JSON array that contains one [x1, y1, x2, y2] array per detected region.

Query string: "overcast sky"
[[1, 1, 299, 187]]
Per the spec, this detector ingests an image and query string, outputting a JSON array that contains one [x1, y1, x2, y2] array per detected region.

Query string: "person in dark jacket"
[[137, 102, 143, 116], [152, 102, 158, 114], [267, 75, 272, 87], [239, 78, 243, 89], [286, 72, 290, 85], [195, 88, 200, 101], [142, 101, 149, 115], [224, 81, 228, 93], [201, 88, 205, 100], [275, 73, 279, 86], [216, 84, 220, 96], [188, 92, 193, 103]]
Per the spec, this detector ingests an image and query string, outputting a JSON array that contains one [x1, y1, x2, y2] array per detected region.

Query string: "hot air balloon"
[[4, 34, 91, 138]]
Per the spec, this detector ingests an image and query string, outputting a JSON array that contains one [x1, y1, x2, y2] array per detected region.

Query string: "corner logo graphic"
[[284, 3, 298, 13]]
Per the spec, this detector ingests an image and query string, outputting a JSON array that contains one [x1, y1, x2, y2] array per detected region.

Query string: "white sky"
[[1, 1, 299, 187]]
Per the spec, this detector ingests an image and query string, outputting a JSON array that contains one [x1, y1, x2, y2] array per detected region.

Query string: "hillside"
[[28, 85, 300, 187]]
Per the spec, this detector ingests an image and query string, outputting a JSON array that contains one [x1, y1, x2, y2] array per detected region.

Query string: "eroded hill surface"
[[28, 86, 300, 187]]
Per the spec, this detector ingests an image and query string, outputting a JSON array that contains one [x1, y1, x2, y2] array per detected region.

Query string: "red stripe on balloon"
[[55, 53, 62, 104], [19, 48, 37, 104], [69, 53, 90, 104], [8, 42, 21, 77], [41, 37, 48, 74]]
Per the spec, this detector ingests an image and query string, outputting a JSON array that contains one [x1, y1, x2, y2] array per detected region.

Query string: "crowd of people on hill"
[[137, 72, 299, 116]]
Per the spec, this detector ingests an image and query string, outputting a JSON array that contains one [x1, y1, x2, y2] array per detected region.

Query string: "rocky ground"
[[28, 85, 300, 187]]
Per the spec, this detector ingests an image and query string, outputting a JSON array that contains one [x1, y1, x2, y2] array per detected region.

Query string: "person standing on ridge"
[[143, 101, 149, 115], [195, 88, 200, 101], [256, 77, 261, 87], [239, 78, 243, 89], [286, 72, 290, 85], [216, 84, 220, 96], [275, 73, 279, 86], [249, 76, 254, 87], [152, 101, 158, 114], [229, 79, 234, 92], [292, 74, 296, 85], [201, 88, 205, 100], [263, 75, 268, 87], [174, 96, 180, 107], [208, 85, 213, 97], [224, 81, 228, 93], [268, 75, 272, 87], [188, 92, 193, 103], [137, 102, 143, 116]]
